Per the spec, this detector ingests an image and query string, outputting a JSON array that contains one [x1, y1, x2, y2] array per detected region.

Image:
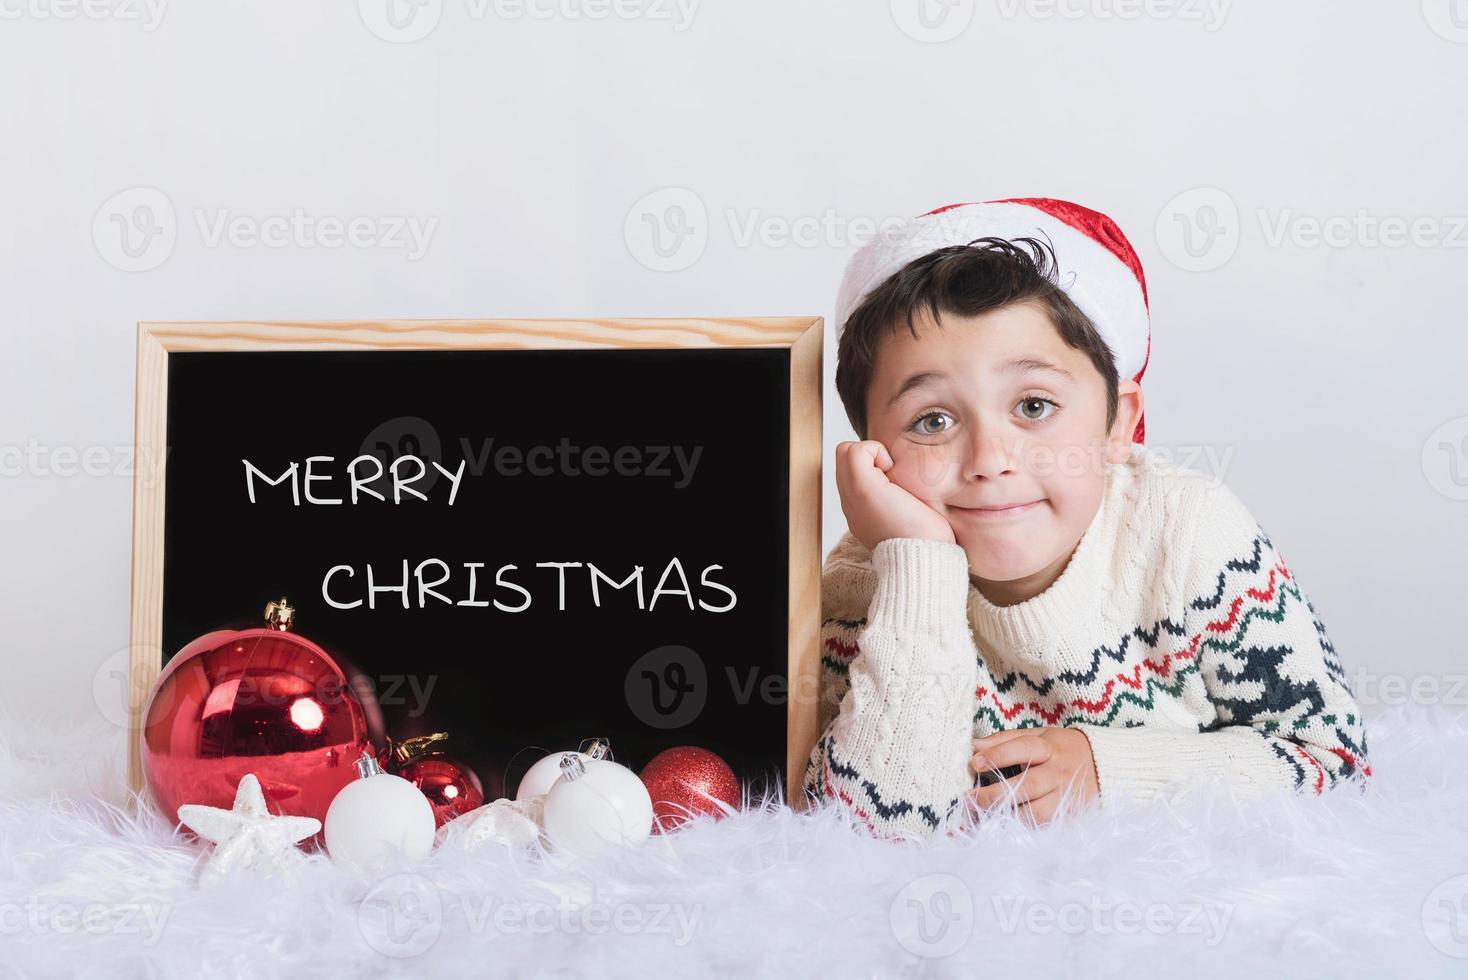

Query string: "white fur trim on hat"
[[834, 198, 1152, 387]]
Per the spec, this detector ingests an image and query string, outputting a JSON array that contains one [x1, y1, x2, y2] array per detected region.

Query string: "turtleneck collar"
[[964, 443, 1142, 656]]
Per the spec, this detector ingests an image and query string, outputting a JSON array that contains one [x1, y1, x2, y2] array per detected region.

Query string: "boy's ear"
[[1106, 380, 1144, 463]]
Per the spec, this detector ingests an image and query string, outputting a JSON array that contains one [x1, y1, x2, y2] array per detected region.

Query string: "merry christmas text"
[[322, 558, 738, 612]]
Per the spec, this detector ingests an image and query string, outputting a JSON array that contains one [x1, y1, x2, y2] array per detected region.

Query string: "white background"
[[2, 1, 1465, 729]]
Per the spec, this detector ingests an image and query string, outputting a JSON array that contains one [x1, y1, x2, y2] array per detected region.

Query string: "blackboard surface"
[[161, 346, 792, 800]]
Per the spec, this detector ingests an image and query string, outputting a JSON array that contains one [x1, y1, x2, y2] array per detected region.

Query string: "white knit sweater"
[[803, 443, 1371, 839]]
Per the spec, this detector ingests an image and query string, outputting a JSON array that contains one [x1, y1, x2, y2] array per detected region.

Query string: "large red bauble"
[[639, 746, 741, 833], [139, 619, 373, 831]]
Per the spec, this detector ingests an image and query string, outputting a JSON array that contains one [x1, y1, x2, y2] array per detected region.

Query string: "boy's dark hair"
[[835, 236, 1120, 439]]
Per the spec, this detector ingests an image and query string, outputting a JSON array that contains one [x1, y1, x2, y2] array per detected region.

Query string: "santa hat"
[[834, 197, 1151, 444]]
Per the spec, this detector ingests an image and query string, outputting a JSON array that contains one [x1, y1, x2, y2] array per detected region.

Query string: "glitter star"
[[177, 774, 321, 885]]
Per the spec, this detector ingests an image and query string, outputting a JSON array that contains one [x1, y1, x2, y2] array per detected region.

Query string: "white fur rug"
[[2, 704, 1465, 979]]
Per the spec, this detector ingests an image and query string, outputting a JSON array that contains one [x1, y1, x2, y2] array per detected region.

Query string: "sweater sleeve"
[[802, 537, 981, 839], [1071, 483, 1372, 810]]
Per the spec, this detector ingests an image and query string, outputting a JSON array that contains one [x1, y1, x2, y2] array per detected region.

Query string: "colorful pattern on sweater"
[[803, 449, 1371, 838]]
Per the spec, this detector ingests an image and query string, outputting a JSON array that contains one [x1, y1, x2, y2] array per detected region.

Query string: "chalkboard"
[[127, 319, 823, 809]]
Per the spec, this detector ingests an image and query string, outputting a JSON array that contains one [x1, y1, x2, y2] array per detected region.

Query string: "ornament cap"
[[580, 738, 612, 762], [263, 597, 295, 631], [388, 732, 450, 765], [353, 751, 384, 780], [559, 753, 587, 782]]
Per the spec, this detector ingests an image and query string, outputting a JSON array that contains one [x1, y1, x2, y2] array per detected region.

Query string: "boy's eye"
[[1015, 396, 1059, 422], [910, 411, 954, 435]]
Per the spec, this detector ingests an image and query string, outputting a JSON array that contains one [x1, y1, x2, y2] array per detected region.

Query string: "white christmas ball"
[[325, 771, 436, 871], [517, 751, 595, 800], [542, 758, 654, 857]]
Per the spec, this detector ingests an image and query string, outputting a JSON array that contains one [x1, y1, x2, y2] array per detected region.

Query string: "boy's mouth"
[[950, 499, 1045, 520]]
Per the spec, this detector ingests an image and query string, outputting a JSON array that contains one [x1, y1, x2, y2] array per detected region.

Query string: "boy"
[[804, 198, 1370, 840]]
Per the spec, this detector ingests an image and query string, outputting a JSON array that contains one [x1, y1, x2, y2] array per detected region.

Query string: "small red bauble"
[[139, 597, 373, 833], [381, 734, 485, 829], [639, 746, 740, 833]]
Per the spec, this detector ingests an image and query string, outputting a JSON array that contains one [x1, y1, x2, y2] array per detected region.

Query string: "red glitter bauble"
[[639, 746, 740, 833], [139, 599, 372, 832]]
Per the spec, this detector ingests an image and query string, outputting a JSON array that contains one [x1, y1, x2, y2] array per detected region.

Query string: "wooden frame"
[[128, 317, 823, 808]]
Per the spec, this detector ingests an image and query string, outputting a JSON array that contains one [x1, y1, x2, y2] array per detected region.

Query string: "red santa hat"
[[834, 197, 1152, 444]]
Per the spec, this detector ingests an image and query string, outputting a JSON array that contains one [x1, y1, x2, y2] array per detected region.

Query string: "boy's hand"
[[966, 727, 1100, 826], [835, 440, 955, 552]]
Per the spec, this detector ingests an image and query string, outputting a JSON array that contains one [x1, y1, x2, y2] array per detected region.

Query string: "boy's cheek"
[[886, 444, 960, 501]]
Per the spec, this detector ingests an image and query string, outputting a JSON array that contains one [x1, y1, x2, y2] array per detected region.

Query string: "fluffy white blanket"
[[1, 705, 1464, 978]]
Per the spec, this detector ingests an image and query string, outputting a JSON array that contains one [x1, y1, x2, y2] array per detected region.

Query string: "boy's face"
[[863, 300, 1134, 598]]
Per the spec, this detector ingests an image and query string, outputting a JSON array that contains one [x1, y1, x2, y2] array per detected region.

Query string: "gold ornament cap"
[[387, 732, 450, 765], [264, 597, 295, 631]]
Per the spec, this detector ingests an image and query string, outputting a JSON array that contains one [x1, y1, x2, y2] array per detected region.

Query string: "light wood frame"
[[128, 317, 824, 808]]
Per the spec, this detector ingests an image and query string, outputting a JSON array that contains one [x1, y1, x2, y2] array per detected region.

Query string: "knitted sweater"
[[803, 442, 1371, 839]]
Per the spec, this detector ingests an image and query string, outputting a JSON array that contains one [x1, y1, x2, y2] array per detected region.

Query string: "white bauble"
[[517, 751, 595, 800], [542, 756, 654, 857], [325, 754, 436, 871]]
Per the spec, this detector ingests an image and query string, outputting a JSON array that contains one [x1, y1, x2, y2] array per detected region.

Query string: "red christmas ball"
[[139, 599, 372, 833], [400, 756, 485, 828], [639, 746, 740, 833]]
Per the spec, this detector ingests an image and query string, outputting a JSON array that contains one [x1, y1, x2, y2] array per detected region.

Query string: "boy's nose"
[[961, 423, 1019, 481]]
